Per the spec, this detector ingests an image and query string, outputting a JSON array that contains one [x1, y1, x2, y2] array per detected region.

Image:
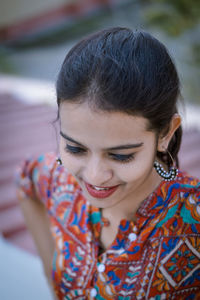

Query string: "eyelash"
[[64, 144, 135, 163]]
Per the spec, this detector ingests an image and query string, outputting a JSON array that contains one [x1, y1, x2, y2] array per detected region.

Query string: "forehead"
[[59, 102, 151, 144]]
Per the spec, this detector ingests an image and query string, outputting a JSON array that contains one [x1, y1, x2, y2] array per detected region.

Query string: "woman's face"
[[59, 102, 161, 209]]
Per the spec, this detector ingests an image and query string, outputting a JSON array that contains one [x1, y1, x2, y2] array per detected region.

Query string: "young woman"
[[17, 27, 200, 299]]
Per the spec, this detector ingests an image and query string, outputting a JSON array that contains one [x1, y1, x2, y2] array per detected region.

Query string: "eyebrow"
[[60, 131, 143, 151]]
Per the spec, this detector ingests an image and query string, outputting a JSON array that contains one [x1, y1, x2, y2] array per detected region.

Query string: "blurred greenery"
[[142, 0, 200, 103], [143, 0, 200, 36], [192, 43, 200, 65]]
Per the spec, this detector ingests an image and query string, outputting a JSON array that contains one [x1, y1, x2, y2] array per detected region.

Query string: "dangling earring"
[[154, 150, 178, 181], [56, 157, 62, 165]]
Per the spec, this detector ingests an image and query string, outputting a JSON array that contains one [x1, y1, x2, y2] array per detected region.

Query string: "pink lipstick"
[[84, 182, 119, 198]]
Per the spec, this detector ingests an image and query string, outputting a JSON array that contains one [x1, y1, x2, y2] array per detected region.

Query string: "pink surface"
[[0, 93, 58, 255]]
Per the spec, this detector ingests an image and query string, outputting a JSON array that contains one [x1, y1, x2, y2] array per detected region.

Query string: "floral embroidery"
[[152, 268, 171, 292]]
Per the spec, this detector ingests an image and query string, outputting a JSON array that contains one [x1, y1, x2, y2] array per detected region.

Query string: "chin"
[[84, 191, 121, 208]]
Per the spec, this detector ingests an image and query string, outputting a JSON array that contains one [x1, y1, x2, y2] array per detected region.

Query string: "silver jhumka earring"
[[154, 150, 178, 181]]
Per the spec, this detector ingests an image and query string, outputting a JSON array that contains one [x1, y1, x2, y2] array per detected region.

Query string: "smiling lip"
[[84, 182, 120, 198]]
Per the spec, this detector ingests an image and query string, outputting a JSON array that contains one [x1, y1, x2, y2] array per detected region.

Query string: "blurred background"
[[0, 0, 199, 299]]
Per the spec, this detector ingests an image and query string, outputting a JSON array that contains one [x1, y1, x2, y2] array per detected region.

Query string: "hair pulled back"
[[56, 27, 182, 167]]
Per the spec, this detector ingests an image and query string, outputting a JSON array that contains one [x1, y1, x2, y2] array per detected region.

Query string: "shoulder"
[[32, 152, 81, 196], [33, 153, 83, 217], [174, 171, 200, 202], [154, 171, 200, 231], [177, 170, 199, 187], [176, 171, 200, 224], [16, 152, 58, 196], [16, 152, 81, 204], [163, 170, 200, 200], [164, 171, 200, 226], [18, 152, 58, 180], [158, 171, 200, 209], [32, 152, 58, 173]]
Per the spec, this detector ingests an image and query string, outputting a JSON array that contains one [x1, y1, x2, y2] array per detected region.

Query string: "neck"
[[102, 169, 162, 224]]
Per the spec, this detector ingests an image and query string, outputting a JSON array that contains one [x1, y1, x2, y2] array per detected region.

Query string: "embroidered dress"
[[16, 152, 200, 300]]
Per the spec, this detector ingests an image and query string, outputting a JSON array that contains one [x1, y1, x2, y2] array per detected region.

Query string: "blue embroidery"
[[183, 269, 200, 285], [161, 238, 179, 258], [107, 271, 120, 286], [119, 221, 130, 231]]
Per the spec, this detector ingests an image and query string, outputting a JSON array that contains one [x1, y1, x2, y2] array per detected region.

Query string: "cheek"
[[118, 150, 155, 182], [61, 153, 81, 174]]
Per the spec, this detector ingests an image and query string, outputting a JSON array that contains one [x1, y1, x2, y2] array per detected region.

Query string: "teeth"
[[92, 186, 110, 191]]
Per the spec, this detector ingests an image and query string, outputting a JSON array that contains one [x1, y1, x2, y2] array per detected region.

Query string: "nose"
[[83, 155, 113, 186]]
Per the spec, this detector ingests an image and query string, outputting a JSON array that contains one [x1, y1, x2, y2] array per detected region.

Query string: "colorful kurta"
[[17, 152, 200, 300]]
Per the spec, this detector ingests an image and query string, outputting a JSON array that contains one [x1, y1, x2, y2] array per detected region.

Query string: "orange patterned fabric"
[[16, 152, 200, 299]]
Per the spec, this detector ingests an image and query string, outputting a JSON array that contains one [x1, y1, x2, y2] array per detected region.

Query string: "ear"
[[157, 114, 181, 152]]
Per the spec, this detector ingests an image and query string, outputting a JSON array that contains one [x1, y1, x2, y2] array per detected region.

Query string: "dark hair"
[[56, 27, 182, 167]]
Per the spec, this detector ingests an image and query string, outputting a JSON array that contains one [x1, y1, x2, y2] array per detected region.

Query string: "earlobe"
[[157, 114, 181, 152]]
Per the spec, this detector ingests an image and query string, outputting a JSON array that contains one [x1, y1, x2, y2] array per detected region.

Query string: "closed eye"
[[109, 153, 134, 163], [64, 144, 135, 163], [65, 144, 86, 154]]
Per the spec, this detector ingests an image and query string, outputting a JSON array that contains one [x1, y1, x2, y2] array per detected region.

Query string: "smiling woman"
[[16, 27, 200, 299]]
